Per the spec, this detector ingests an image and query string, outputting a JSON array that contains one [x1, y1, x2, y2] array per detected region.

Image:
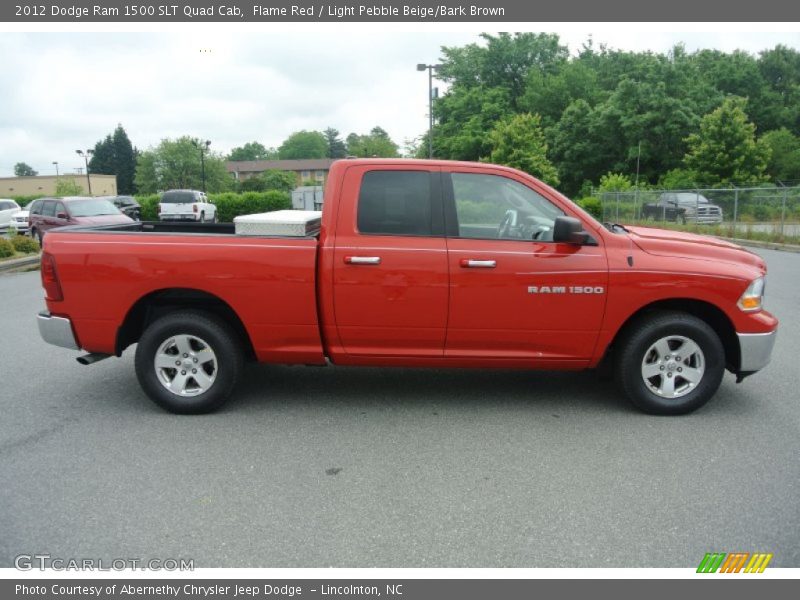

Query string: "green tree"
[[88, 125, 138, 194], [14, 162, 37, 176], [324, 128, 347, 158], [484, 113, 559, 185], [228, 142, 276, 161], [549, 99, 611, 194], [346, 127, 400, 158], [439, 33, 569, 110], [429, 86, 512, 161], [761, 128, 800, 182], [683, 98, 771, 185], [278, 131, 327, 159], [55, 179, 84, 196], [597, 172, 634, 193], [134, 136, 233, 194], [261, 169, 297, 192], [658, 168, 699, 189]]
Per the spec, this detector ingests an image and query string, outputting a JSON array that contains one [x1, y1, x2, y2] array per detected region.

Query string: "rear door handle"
[[344, 256, 382, 265], [460, 259, 496, 268]]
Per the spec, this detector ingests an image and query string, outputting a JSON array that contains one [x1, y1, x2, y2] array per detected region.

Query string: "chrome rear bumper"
[[37, 311, 79, 350]]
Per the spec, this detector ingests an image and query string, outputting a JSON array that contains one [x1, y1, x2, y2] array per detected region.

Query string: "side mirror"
[[56, 212, 68, 220], [552, 216, 589, 245]]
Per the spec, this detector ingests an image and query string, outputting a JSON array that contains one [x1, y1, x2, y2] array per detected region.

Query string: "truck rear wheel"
[[615, 311, 725, 415], [134, 310, 243, 414]]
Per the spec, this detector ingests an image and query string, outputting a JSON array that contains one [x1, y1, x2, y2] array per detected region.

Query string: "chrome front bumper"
[[737, 330, 777, 373], [37, 311, 79, 350]]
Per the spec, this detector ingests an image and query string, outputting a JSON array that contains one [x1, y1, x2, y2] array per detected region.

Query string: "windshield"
[[67, 199, 122, 217]]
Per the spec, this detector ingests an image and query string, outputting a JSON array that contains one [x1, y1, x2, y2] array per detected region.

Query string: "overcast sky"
[[1, 29, 799, 178]]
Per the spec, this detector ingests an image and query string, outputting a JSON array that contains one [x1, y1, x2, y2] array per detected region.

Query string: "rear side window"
[[357, 171, 434, 236], [29, 201, 42, 215], [41, 200, 56, 217]]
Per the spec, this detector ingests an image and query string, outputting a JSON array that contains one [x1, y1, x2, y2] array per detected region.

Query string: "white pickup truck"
[[158, 190, 217, 223]]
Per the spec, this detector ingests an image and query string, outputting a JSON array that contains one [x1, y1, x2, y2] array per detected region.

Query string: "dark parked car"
[[107, 195, 141, 220], [642, 193, 723, 224], [28, 197, 134, 243]]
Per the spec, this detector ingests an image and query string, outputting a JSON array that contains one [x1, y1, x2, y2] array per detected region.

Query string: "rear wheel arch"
[[116, 288, 256, 360], [600, 298, 740, 373]]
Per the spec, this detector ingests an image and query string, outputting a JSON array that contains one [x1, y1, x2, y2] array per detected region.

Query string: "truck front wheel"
[[134, 311, 243, 414], [615, 311, 725, 415]]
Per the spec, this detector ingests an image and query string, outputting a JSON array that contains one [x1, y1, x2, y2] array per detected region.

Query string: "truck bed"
[[42, 224, 325, 364]]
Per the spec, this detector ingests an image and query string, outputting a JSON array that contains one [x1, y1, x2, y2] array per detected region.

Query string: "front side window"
[[357, 171, 434, 236], [451, 172, 564, 241]]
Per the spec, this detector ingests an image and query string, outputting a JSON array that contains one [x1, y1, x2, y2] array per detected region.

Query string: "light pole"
[[75, 150, 93, 195], [193, 139, 211, 192], [417, 63, 441, 159], [52, 161, 59, 177]]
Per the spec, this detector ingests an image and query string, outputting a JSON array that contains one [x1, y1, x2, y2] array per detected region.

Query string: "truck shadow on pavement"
[[230, 364, 636, 415]]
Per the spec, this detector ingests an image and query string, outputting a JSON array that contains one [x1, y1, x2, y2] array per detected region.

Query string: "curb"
[[716, 237, 800, 254], [0, 253, 40, 273]]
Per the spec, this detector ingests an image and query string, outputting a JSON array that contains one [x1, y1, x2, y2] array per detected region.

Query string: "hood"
[[13, 210, 29, 218], [625, 225, 766, 272], [73, 214, 134, 226]]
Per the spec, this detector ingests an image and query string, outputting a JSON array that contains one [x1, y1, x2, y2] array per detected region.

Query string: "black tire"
[[36, 229, 43, 246], [615, 311, 725, 415], [199, 212, 205, 223], [134, 311, 244, 414]]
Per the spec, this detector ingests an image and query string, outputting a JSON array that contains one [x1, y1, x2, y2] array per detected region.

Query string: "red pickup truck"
[[37, 159, 777, 415]]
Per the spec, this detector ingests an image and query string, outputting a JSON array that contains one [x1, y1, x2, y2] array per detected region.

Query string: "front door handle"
[[460, 259, 496, 268], [344, 256, 382, 265]]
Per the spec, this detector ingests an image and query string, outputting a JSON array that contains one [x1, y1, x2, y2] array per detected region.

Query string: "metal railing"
[[598, 185, 800, 239]]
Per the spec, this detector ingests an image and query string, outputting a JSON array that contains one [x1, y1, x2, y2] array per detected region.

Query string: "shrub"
[[0, 238, 14, 259], [135, 191, 292, 223], [577, 197, 602, 219], [55, 179, 85, 196], [213, 190, 291, 222], [11, 235, 40, 254], [13, 195, 44, 207], [598, 172, 634, 194], [135, 194, 160, 221]]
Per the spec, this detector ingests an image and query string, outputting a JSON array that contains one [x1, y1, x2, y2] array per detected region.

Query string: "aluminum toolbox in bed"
[[233, 210, 322, 237]]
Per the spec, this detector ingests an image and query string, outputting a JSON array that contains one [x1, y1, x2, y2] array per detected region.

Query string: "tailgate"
[[160, 202, 195, 215]]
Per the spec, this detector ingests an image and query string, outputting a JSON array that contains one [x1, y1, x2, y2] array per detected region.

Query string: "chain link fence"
[[598, 186, 800, 241]]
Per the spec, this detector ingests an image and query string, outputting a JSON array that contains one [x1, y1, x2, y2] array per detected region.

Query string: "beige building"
[[227, 159, 336, 186], [0, 174, 118, 197]]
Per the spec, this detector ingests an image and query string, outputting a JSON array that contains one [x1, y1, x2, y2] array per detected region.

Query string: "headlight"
[[738, 277, 765, 312]]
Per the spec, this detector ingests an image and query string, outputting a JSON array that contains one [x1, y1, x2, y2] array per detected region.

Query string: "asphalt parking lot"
[[0, 248, 798, 568]]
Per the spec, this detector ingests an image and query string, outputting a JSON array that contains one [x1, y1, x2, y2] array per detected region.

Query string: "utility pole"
[[75, 149, 93, 195], [416, 63, 441, 158]]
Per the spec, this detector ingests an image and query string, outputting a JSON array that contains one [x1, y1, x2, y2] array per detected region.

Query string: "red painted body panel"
[[43, 159, 777, 372], [44, 234, 326, 364]]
